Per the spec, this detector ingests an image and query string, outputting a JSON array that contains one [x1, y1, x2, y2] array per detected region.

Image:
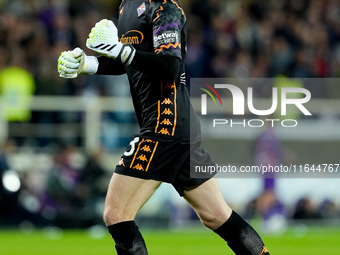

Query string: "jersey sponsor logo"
[[137, 2, 146, 17], [120, 30, 144, 45], [153, 30, 180, 49]]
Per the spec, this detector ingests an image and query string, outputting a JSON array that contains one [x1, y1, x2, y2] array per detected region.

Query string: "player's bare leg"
[[184, 178, 270, 255], [183, 178, 232, 229], [104, 173, 161, 255]]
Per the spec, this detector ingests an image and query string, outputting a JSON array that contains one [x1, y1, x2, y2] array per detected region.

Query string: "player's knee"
[[199, 209, 231, 230], [103, 204, 137, 226], [200, 214, 220, 230], [103, 206, 114, 225], [103, 206, 126, 226]]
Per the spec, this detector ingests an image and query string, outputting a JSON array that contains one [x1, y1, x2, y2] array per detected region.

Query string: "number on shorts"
[[123, 137, 140, 157]]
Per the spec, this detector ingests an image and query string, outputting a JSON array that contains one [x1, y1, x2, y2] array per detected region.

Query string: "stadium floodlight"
[[2, 170, 21, 193]]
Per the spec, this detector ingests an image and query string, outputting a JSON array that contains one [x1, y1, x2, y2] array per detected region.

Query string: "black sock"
[[108, 221, 148, 255], [214, 211, 269, 255]]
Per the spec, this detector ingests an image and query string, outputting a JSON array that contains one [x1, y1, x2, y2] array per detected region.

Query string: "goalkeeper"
[[58, 0, 270, 254]]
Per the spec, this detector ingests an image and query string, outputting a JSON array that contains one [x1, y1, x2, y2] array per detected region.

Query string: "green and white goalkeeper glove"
[[86, 19, 136, 66], [58, 47, 98, 78]]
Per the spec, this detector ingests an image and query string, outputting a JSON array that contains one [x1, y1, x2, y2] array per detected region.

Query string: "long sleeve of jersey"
[[97, 51, 180, 81], [97, 56, 126, 75], [130, 51, 180, 81]]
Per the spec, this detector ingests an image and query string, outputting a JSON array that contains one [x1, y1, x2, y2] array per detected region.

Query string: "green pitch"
[[1, 225, 340, 255]]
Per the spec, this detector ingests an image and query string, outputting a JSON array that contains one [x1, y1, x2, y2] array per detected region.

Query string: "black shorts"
[[115, 136, 216, 196]]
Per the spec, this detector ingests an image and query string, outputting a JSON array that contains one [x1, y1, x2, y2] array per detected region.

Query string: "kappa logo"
[[133, 164, 144, 171], [141, 145, 152, 152], [162, 108, 174, 115], [161, 98, 173, 105], [137, 154, 148, 162], [160, 118, 173, 125], [158, 128, 170, 135], [260, 246, 269, 255], [145, 139, 155, 143], [118, 158, 125, 166]]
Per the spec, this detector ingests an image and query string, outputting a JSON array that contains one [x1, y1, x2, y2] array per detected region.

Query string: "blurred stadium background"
[[0, 0, 340, 254]]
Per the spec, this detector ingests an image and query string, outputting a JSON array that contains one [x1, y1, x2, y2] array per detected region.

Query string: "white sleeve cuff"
[[84, 56, 99, 74]]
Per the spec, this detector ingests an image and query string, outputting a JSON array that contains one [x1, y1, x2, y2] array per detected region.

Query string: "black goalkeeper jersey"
[[115, 0, 200, 143]]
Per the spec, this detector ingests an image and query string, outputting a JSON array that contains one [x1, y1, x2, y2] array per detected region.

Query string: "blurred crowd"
[[0, 140, 109, 228], [0, 0, 121, 96], [186, 0, 340, 79], [1, 0, 340, 93]]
